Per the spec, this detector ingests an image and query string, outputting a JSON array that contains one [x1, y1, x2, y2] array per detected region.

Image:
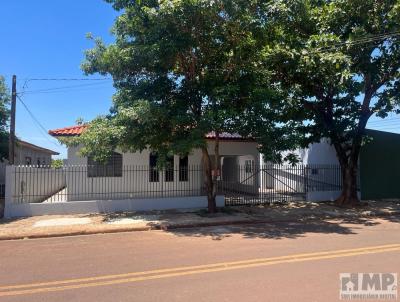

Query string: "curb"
[[1, 211, 399, 241]]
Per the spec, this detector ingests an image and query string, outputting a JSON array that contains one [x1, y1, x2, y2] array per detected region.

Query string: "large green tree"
[[76, 0, 267, 212], [249, 0, 400, 206], [0, 76, 10, 161]]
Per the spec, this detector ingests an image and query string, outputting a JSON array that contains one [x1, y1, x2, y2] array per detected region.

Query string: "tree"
[[0, 76, 10, 161], [51, 159, 64, 169], [250, 0, 400, 206], [75, 0, 267, 212]]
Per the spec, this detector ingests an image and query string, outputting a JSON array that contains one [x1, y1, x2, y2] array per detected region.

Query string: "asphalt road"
[[0, 217, 399, 302]]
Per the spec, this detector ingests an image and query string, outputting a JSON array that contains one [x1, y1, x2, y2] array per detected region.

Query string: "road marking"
[[0, 243, 399, 297]]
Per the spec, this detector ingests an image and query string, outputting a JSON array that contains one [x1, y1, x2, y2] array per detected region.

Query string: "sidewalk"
[[0, 200, 399, 240]]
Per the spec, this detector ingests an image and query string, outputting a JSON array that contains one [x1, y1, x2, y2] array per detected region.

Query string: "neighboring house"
[[1, 139, 59, 182], [14, 139, 59, 166], [260, 138, 339, 167], [49, 125, 260, 201], [1, 140, 59, 203]]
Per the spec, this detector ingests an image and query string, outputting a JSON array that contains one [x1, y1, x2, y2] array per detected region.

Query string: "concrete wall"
[[260, 139, 339, 166], [11, 166, 66, 203], [5, 195, 225, 218], [300, 139, 339, 165]]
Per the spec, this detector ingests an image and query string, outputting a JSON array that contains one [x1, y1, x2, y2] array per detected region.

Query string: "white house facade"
[[49, 125, 260, 202]]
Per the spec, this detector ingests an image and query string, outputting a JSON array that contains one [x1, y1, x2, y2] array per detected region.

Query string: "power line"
[[16, 95, 61, 148], [25, 77, 111, 81], [314, 31, 400, 53], [20, 86, 113, 96], [19, 81, 113, 95]]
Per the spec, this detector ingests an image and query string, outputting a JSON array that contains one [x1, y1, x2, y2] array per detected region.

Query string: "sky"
[[0, 0, 119, 158], [0, 1, 399, 160]]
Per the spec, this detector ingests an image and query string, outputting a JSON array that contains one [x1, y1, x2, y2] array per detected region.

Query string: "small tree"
[[251, 0, 400, 206], [51, 159, 64, 169], [77, 0, 266, 212], [0, 76, 10, 161]]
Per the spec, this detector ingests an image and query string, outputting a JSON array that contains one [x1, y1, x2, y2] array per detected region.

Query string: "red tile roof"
[[49, 125, 252, 141], [48, 125, 88, 137]]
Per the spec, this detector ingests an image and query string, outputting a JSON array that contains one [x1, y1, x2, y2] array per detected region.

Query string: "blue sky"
[[0, 1, 399, 159], [0, 0, 118, 158]]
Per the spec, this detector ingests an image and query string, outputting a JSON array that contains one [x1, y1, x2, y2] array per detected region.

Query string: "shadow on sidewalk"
[[165, 214, 398, 241]]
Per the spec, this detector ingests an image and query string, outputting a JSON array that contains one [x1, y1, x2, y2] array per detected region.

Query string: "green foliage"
[[251, 0, 400, 165], [0, 76, 10, 161], [75, 0, 270, 163], [69, 0, 400, 204], [51, 159, 64, 169]]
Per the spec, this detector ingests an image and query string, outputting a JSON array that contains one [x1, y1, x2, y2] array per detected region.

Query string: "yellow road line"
[[1, 243, 399, 291], [0, 243, 399, 297]]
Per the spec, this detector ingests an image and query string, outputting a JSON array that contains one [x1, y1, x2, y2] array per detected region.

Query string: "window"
[[149, 153, 159, 182], [179, 156, 189, 182], [245, 160, 254, 173], [88, 152, 123, 177], [165, 156, 174, 182], [25, 157, 32, 165]]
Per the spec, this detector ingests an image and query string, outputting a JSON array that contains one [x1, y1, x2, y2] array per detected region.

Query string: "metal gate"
[[220, 164, 342, 206]]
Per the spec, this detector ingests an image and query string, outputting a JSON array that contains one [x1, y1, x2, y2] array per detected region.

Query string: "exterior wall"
[[12, 166, 66, 203], [260, 140, 341, 195], [65, 141, 260, 202], [15, 145, 53, 166], [299, 139, 339, 165], [259, 139, 339, 166], [5, 194, 225, 218], [360, 129, 400, 200], [68, 141, 260, 166]]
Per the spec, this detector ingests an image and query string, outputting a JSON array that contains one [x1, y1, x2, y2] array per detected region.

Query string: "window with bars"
[[25, 157, 32, 165], [149, 153, 159, 182], [245, 159, 254, 173], [179, 156, 188, 182], [88, 152, 123, 177], [165, 156, 174, 182]]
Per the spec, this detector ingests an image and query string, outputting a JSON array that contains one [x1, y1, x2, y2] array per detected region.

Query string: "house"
[[13, 139, 59, 166], [1, 139, 59, 183], [1, 140, 59, 211], [48, 125, 260, 201]]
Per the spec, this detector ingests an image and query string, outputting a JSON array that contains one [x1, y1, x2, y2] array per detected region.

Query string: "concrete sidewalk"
[[0, 200, 399, 240]]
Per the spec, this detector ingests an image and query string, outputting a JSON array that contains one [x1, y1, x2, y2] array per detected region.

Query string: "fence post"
[[304, 165, 309, 201], [4, 165, 15, 219]]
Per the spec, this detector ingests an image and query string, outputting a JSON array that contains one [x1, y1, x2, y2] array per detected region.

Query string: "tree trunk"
[[201, 147, 216, 213], [335, 162, 360, 207], [212, 132, 220, 208]]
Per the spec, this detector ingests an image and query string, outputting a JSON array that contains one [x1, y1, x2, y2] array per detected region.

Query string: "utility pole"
[[8, 75, 16, 165]]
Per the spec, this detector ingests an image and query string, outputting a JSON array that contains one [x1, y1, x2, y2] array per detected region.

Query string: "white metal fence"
[[7, 164, 346, 205], [3, 164, 348, 218]]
